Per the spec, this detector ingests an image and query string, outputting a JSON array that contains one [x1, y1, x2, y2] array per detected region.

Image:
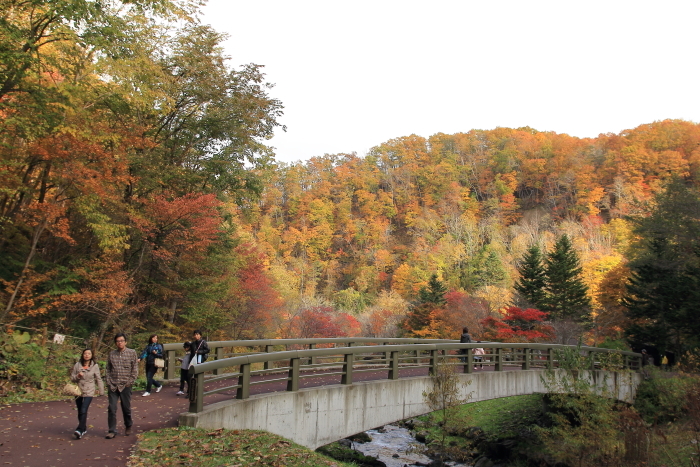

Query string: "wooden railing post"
[[341, 353, 354, 384], [264, 345, 274, 370], [287, 358, 300, 391], [389, 351, 399, 380], [165, 349, 177, 380], [383, 342, 390, 364], [188, 371, 204, 413], [429, 349, 438, 375], [495, 347, 503, 371], [309, 343, 317, 365], [522, 348, 530, 370], [547, 348, 555, 369], [214, 346, 224, 376], [465, 348, 473, 374], [236, 363, 251, 399]]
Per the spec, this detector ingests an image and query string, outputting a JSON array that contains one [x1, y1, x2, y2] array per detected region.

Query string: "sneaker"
[[81, 431, 87, 438], [142, 392, 150, 397], [105, 432, 116, 439], [125, 427, 132, 436], [155, 386, 162, 393], [74, 430, 81, 439], [176, 391, 185, 395]]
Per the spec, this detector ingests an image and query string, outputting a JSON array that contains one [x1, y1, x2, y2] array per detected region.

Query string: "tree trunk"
[[0, 219, 47, 323]]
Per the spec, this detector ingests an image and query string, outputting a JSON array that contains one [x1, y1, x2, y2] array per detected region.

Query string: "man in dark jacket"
[[190, 330, 210, 364]]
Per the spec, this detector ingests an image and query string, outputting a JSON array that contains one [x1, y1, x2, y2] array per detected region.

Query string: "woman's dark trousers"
[[75, 396, 93, 433], [145, 364, 162, 392]]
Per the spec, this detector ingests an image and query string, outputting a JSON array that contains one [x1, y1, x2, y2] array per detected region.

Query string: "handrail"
[[161, 337, 459, 379], [180, 340, 642, 413]]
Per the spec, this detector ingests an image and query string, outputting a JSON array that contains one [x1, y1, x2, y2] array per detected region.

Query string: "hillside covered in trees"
[[2, 1, 700, 356]]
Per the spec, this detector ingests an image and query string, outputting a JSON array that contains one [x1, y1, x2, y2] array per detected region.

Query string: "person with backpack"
[[190, 330, 210, 364]]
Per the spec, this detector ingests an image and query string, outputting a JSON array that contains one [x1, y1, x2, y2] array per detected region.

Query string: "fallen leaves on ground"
[[127, 427, 356, 467]]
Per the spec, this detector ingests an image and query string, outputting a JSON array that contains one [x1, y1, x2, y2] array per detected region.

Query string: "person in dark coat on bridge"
[[459, 327, 472, 362], [190, 330, 210, 364]]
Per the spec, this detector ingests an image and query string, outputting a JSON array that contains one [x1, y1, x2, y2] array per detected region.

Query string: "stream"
[[353, 424, 470, 467]]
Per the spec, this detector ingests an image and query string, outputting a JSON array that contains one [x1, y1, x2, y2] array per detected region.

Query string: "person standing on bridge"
[[70, 349, 104, 439], [459, 327, 472, 362], [105, 333, 138, 439], [176, 341, 192, 395], [190, 330, 210, 364], [473, 342, 485, 370]]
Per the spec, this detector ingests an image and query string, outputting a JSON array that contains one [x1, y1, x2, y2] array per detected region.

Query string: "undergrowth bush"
[[634, 368, 699, 424], [0, 330, 84, 402]]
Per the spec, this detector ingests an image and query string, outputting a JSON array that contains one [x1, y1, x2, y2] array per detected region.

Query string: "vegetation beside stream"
[[409, 353, 700, 467]]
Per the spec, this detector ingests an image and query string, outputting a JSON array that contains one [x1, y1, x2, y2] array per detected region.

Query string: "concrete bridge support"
[[179, 369, 642, 450]]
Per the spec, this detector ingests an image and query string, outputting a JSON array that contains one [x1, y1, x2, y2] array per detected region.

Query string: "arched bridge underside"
[[179, 369, 641, 449]]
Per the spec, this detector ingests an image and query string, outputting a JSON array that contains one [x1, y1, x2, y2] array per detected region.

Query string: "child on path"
[[176, 342, 192, 395], [473, 342, 485, 369]]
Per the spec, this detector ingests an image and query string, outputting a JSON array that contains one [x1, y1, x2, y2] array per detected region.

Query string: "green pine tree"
[[543, 234, 591, 322], [474, 246, 508, 288], [514, 244, 548, 309], [622, 179, 700, 355], [403, 274, 447, 336], [623, 238, 700, 356], [418, 274, 447, 306]]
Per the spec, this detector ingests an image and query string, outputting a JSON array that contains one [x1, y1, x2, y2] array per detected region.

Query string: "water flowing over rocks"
[[352, 425, 470, 467]]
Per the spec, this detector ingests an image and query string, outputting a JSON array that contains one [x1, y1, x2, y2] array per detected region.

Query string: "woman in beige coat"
[[70, 349, 104, 439]]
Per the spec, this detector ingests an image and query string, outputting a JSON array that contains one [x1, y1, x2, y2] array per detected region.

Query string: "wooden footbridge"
[[160, 338, 642, 449]]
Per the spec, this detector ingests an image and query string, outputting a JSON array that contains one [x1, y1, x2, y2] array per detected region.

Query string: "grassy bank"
[[127, 427, 356, 467]]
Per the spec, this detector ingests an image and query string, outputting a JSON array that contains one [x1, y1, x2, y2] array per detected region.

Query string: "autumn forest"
[[2, 0, 700, 358]]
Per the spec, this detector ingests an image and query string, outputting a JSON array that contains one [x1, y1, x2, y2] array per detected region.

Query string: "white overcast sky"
[[201, 0, 700, 164]]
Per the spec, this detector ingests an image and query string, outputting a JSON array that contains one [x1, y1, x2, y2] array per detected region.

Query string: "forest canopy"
[[2, 2, 700, 354]]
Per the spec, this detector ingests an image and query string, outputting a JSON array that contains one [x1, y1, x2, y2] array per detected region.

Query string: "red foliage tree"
[[481, 307, 555, 343], [285, 306, 361, 339], [227, 244, 284, 340]]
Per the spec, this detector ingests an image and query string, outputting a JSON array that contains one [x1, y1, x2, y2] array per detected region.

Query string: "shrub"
[[633, 369, 698, 424], [0, 330, 83, 402]]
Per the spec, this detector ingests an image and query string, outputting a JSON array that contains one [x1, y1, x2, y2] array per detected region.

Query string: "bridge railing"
[[182, 340, 641, 413], [161, 337, 458, 380]]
